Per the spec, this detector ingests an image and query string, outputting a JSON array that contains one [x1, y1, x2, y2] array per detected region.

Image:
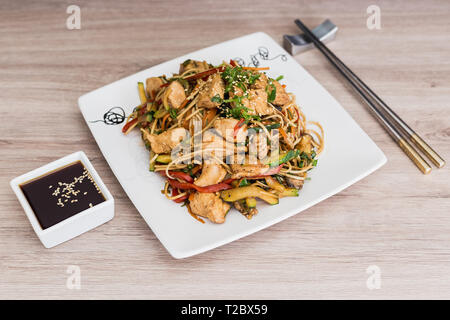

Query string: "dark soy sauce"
[[20, 161, 105, 229]]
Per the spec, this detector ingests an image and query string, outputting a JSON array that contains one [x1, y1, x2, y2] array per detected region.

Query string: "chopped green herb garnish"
[[283, 149, 300, 163], [211, 95, 223, 103], [298, 150, 318, 167], [267, 81, 276, 103], [183, 164, 195, 176], [275, 75, 284, 81], [145, 111, 154, 122], [213, 94, 261, 123], [221, 66, 261, 93], [239, 178, 250, 187], [169, 108, 177, 119]]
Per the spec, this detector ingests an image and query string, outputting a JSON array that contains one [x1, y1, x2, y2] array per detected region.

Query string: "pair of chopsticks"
[[295, 19, 445, 174]]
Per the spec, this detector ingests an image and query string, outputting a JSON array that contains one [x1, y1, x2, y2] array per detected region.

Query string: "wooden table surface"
[[1, 0, 449, 299]]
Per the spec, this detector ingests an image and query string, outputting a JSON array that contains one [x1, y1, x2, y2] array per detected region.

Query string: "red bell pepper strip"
[[229, 59, 238, 67], [174, 195, 188, 203], [160, 170, 194, 183], [122, 117, 139, 133], [122, 105, 148, 133], [233, 118, 245, 137], [171, 188, 189, 203], [167, 178, 232, 193]]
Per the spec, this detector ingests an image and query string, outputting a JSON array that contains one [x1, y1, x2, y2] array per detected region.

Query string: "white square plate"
[[78, 32, 386, 259]]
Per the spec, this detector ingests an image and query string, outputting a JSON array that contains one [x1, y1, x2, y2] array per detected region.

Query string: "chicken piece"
[[179, 59, 210, 74], [251, 72, 268, 90], [213, 118, 247, 142], [201, 129, 246, 162], [146, 77, 164, 100], [194, 163, 227, 187], [270, 80, 290, 106], [197, 73, 225, 108], [229, 88, 273, 115], [164, 81, 186, 109], [143, 128, 187, 154], [230, 159, 270, 179], [229, 86, 250, 109], [248, 89, 273, 115], [189, 192, 230, 224], [201, 130, 227, 159]]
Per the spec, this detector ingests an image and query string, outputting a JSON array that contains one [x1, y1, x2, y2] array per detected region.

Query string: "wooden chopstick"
[[294, 19, 441, 174]]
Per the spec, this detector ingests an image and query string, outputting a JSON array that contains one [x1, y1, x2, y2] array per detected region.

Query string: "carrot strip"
[[184, 66, 225, 81], [191, 165, 202, 175], [242, 67, 270, 71], [179, 98, 190, 109], [161, 113, 170, 130], [279, 127, 288, 141], [187, 204, 205, 224]]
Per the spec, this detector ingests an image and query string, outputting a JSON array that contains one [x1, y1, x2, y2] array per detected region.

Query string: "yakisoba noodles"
[[122, 59, 324, 224]]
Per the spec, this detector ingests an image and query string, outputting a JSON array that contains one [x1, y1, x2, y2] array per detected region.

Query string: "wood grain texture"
[[1, 0, 449, 299]]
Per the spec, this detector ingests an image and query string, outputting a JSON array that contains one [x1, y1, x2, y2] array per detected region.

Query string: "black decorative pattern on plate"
[[234, 46, 287, 67], [90, 107, 125, 125]]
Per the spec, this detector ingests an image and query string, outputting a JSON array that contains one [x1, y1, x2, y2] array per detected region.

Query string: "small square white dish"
[[10, 151, 114, 248], [78, 32, 386, 259]]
